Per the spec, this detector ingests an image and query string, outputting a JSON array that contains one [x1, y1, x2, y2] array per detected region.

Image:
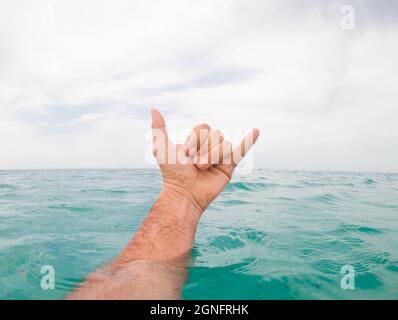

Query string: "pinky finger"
[[231, 128, 260, 168]]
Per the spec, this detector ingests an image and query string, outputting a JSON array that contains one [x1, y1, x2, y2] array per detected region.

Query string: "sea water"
[[0, 169, 397, 299]]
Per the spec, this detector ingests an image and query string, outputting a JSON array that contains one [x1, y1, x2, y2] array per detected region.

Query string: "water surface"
[[0, 169, 397, 299]]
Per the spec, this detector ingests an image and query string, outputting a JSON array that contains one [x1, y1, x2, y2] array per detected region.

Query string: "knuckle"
[[212, 129, 224, 142], [196, 123, 211, 131]]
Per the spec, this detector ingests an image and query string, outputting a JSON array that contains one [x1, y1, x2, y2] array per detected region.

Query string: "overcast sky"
[[0, 0, 397, 171]]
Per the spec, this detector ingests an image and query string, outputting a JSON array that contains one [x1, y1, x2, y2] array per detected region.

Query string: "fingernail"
[[188, 147, 197, 157], [182, 144, 189, 155]]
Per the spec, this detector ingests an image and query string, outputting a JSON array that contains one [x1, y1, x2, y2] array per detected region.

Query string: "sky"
[[0, 0, 397, 172]]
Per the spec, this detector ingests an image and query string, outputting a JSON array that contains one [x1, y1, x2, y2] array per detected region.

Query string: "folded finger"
[[196, 139, 232, 171], [184, 123, 211, 157], [197, 129, 223, 159]]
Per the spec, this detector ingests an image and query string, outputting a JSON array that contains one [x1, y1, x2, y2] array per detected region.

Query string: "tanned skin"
[[67, 109, 259, 299]]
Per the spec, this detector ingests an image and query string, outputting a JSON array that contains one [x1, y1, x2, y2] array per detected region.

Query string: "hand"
[[68, 109, 259, 299], [151, 109, 260, 212]]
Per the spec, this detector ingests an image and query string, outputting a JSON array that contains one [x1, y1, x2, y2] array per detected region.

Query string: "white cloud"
[[0, 0, 397, 171]]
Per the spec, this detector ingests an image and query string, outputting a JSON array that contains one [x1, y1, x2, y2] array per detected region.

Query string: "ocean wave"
[[365, 178, 376, 185], [0, 183, 16, 189], [80, 188, 129, 194], [206, 229, 268, 252], [309, 193, 338, 203], [47, 204, 93, 213], [300, 181, 327, 187], [225, 181, 269, 192], [220, 199, 251, 205], [351, 251, 391, 273], [386, 263, 398, 273], [336, 223, 384, 235]]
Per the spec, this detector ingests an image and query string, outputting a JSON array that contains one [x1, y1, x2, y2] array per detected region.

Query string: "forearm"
[[116, 184, 203, 263], [67, 185, 203, 300]]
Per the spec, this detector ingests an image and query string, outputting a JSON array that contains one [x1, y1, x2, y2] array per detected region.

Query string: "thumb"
[[151, 108, 169, 158], [151, 108, 166, 129]]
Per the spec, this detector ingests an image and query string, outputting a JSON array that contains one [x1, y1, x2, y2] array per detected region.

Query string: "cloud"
[[0, 0, 397, 171]]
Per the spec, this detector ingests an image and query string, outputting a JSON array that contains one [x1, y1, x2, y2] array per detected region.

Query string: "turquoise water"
[[0, 169, 397, 299]]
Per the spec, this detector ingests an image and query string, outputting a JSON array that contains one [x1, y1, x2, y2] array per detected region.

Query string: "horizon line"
[[0, 167, 396, 175]]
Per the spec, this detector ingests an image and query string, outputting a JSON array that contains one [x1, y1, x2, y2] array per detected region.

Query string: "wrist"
[[161, 182, 205, 218]]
